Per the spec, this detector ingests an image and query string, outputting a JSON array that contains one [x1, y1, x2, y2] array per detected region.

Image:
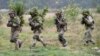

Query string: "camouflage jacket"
[[29, 16, 43, 28], [55, 17, 67, 32], [55, 17, 67, 26], [7, 16, 21, 28], [81, 15, 94, 27]]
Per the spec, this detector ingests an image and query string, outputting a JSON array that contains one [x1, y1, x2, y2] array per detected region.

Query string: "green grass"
[[0, 25, 99, 56], [0, 46, 98, 56]]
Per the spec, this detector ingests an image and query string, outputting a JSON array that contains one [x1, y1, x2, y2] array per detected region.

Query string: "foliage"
[[96, 5, 100, 13], [40, 7, 48, 22], [9, 0, 24, 16], [64, 4, 81, 21], [0, 46, 96, 56], [9, 0, 25, 26], [29, 7, 48, 22]]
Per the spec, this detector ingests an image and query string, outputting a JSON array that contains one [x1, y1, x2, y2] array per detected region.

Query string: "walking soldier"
[[55, 11, 67, 47], [29, 8, 46, 48], [7, 11, 22, 50], [81, 10, 95, 45]]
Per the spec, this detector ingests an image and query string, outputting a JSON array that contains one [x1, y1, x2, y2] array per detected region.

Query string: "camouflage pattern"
[[29, 16, 43, 33], [7, 11, 22, 50], [29, 8, 46, 48], [55, 11, 67, 47], [81, 11, 95, 45]]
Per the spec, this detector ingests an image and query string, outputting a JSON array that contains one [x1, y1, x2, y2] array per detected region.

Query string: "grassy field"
[[0, 12, 100, 56]]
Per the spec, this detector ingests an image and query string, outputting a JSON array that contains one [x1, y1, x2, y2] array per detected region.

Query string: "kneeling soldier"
[[81, 10, 95, 45], [55, 11, 67, 47], [7, 11, 22, 50], [29, 8, 46, 48]]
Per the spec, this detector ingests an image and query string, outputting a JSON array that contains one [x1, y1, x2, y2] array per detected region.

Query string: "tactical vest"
[[7, 17, 21, 28], [82, 16, 94, 27]]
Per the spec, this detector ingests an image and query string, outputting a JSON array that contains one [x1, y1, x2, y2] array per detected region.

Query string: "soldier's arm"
[[81, 17, 85, 24], [38, 17, 43, 25], [7, 18, 12, 27], [63, 19, 67, 31], [61, 18, 67, 25], [91, 16, 95, 24], [28, 18, 34, 26], [54, 18, 58, 25], [93, 21, 95, 24], [29, 18, 32, 23]]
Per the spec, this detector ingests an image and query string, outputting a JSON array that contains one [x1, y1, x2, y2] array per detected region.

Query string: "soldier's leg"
[[10, 31, 19, 50], [10, 29, 17, 43], [58, 30, 67, 47], [35, 31, 46, 47], [15, 40, 19, 50], [13, 31, 22, 50], [84, 29, 90, 45], [84, 28, 94, 45], [17, 39, 23, 48], [31, 35, 37, 47], [13, 39, 22, 50], [88, 29, 95, 45], [38, 36, 46, 47]]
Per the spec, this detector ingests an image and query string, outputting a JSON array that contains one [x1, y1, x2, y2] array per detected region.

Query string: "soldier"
[[29, 8, 46, 48], [81, 10, 95, 45], [55, 11, 67, 47], [7, 11, 22, 50]]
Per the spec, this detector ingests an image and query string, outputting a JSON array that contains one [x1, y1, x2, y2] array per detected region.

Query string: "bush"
[[96, 6, 100, 13], [64, 4, 81, 21], [9, 0, 25, 26], [9, 1, 24, 16]]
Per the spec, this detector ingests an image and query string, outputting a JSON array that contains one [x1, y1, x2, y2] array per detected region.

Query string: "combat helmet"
[[82, 10, 90, 16], [30, 8, 39, 17]]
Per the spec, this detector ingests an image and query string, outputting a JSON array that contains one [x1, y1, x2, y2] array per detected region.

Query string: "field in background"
[[0, 11, 100, 56]]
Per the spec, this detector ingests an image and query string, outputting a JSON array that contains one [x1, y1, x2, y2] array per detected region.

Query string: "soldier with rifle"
[[81, 10, 95, 45], [29, 8, 46, 48], [7, 11, 23, 50], [55, 11, 67, 47]]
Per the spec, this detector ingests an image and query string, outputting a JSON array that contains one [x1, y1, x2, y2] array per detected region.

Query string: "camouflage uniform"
[[55, 11, 67, 47], [29, 9, 46, 48], [7, 12, 22, 50], [81, 11, 95, 45]]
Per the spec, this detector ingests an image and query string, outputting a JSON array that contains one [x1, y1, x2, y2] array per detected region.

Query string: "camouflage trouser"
[[10, 27, 22, 50], [32, 30, 46, 47], [10, 28, 21, 43], [58, 30, 67, 47], [83, 28, 94, 44]]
